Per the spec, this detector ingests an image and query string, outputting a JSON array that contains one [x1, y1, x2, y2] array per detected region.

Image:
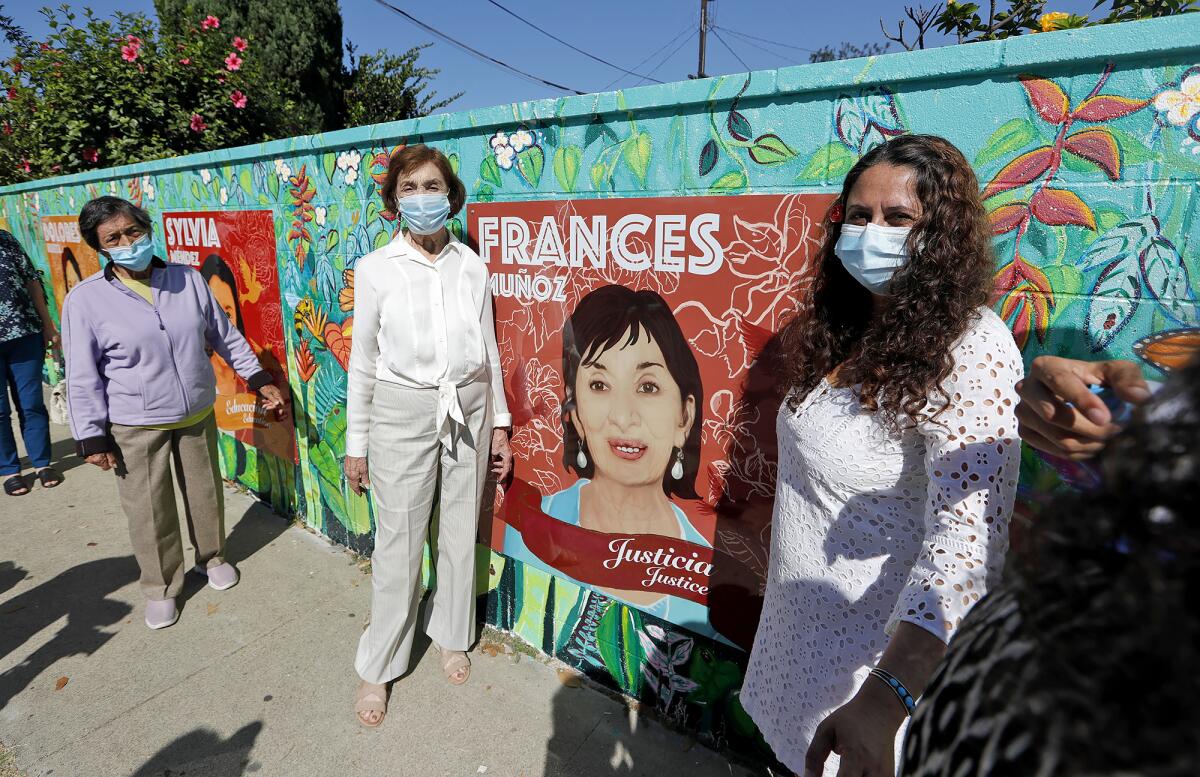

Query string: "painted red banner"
[[162, 210, 295, 462], [469, 193, 833, 648]]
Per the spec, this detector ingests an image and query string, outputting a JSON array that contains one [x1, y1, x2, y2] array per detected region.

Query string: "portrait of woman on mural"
[[199, 253, 292, 460], [501, 284, 723, 637], [737, 134, 1023, 777], [61, 248, 83, 294]]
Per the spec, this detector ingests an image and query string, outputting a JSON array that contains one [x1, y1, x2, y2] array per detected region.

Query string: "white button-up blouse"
[[345, 232, 511, 457]]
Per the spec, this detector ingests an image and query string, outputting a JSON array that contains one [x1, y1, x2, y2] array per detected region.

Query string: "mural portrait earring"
[[671, 449, 684, 480], [576, 440, 589, 469]]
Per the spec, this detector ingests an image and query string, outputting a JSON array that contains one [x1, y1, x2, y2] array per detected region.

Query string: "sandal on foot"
[[355, 681, 388, 728], [3, 475, 29, 496], [37, 467, 62, 488], [434, 644, 471, 686]]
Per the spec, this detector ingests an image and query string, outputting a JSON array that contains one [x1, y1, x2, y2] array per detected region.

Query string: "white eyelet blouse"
[[739, 307, 1023, 776]]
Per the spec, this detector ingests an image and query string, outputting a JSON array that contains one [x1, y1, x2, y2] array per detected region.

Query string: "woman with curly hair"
[[902, 355, 1200, 776], [738, 134, 1024, 777]]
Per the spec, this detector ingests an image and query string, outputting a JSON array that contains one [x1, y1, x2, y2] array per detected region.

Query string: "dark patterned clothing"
[[0, 230, 43, 343]]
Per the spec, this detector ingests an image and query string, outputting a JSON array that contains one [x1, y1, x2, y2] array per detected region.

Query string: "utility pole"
[[696, 0, 709, 79]]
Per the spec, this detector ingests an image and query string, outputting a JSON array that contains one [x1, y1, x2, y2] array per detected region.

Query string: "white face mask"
[[834, 223, 911, 294]]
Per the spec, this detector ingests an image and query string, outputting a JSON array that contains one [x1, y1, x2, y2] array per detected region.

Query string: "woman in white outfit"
[[344, 144, 512, 727], [739, 135, 1023, 777]]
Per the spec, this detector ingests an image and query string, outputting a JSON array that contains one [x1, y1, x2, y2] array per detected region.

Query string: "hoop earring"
[[670, 449, 684, 480], [576, 441, 588, 470]]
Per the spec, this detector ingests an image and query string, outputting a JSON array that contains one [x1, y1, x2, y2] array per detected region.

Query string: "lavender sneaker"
[[145, 598, 178, 630], [194, 562, 240, 591]]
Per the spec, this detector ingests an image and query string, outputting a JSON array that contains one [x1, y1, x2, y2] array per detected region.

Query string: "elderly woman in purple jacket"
[[62, 197, 286, 630]]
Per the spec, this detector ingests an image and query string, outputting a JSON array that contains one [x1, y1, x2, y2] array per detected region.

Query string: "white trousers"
[[354, 379, 492, 685]]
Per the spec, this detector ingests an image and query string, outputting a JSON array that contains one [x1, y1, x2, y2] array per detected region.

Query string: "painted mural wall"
[[2, 15, 1198, 761]]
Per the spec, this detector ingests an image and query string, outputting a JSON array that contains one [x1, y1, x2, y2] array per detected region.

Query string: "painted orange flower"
[[339, 269, 355, 312], [296, 339, 317, 382]]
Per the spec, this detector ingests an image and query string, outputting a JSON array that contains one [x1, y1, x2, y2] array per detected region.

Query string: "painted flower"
[[200, 168, 212, 184], [1038, 11, 1070, 32], [219, 186, 229, 205], [142, 175, 156, 200], [224, 52, 243, 71], [489, 131, 509, 149], [1155, 73, 1200, 128], [315, 206, 327, 226], [495, 144, 516, 170], [509, 129, 534, 152], [232, 36, 248, 52], [230, 90, 247, 109], [295, 339, 317, 382], [201, 15, 221, 30], [190, 114, 207, 132], [336, 149, 362, 185], [274, 158, 292, 181], [121, 44, 139, 62], [82, 148, 99, 163], [179, 58, 191, 65]]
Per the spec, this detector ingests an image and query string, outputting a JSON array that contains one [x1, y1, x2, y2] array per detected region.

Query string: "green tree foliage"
[[154, 0, 344, 134], [343, 43, 460, 127], [0, 6, 283, 185], [808, 41, 890, 64], [883, 0, 1197, 50]]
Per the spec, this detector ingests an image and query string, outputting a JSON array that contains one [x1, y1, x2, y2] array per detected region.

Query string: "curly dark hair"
[[775, 134, 995, 427], [903, 356, 1200, 776]]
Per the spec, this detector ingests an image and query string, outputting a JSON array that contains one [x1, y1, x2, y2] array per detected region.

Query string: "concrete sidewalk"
[[1, 417, 757, 777]]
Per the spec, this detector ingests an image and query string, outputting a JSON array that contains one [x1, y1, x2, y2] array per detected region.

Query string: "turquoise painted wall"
[[3, 15, 1198, 763]]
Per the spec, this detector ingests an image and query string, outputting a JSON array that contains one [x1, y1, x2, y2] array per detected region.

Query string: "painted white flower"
[[142, 175, 155, 200], [509, 129, 534, 152], [336, 150, 362, 185], [495, 144, 516, 170], [200, 169, 212, 184], [345, 168, 358, 185], [1155, 73, 1200, 126], [108, 181, 117, 194], [219, 186, 228, 205], [315, 206, 327, 226], [274, 158, 292, 181], [489, 131, 509, 149]]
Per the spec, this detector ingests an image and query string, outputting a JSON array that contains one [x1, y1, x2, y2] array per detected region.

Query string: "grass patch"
[[0, 740, 27, 777]]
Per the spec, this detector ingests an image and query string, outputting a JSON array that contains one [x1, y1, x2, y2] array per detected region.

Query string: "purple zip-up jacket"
[[61, 258, 270, 456]]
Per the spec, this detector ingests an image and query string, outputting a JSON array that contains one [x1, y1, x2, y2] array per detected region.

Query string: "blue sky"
[[2, 0, 1103, 112]]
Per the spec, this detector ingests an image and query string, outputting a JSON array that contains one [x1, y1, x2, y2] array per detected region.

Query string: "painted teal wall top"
[[2, 14, 1196, 194]]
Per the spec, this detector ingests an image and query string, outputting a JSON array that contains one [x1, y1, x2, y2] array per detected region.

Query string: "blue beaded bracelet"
[[869, 668, 916, 715]]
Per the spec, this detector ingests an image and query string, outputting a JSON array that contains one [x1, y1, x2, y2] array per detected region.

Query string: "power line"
[[711, 27, 750, 71], [640, 30, 698, 85], [369, 0, 585, 95], [712, 24, 819, 54], [603, 22, 695, 90], [485, 0, 664, 85], [717, 27, 802, 65]]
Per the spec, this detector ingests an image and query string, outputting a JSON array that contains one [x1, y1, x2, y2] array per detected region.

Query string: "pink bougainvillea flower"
[[6, 87, 17, 100], [121, 44, 139, 62], [189, 114, 207, 132], [179, 57, 191, 65], [224, 52, 243, 71], [39, 43, 51, 52], [125, 35, 143, 47], [230, 90, 248, 109], [2, 122, 12, 135], [11, 60, 22, 73], [217, 74, 227, 84], [232, 36, 248, 52], [19, 159, 30, 173], [201, 15, 221, 30], [82, 148, 99, 163]]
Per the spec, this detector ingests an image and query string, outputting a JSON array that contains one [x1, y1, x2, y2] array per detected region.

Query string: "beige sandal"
[[435, 644, 471, 685], [355, 681, 387, 728]]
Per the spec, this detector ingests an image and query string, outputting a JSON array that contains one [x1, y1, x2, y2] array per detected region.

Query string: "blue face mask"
[[399, 193, 452, 236], [105, 235, 155, 272], [834, 223, 911, 294]]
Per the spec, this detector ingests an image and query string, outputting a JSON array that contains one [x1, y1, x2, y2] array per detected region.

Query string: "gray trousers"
[[110, 413, 225, 601], [355, 379, 491, 685]]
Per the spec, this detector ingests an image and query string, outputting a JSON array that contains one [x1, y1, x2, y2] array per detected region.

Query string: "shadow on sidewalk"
[[129, 721, 264, 777], [176, 500, 292, 613], [0, 555, 137, 710]]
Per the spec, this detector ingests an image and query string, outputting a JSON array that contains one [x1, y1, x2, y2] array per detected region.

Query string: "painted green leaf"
[[1095, 208, 1126, 233], [590, 161, 607, 191], [190, 180, 203, 201], [796, 142, 857, 182], [748, 133, 798, 165], [710, 170, 747, 191], [595, 604, 644, 696], [584, 115, 619, 148], [322, 152, 337, 183], [323, 403, 347, 451], [480, 155, 503, 188], [623, 132, 652, 187], [310, 439, 348, 520], [553, 145, 582, 192], [239, 169, 254, 195], [1107, 127, 1155, 165], [448, 218, 464, 241], [727, 110, 752, 142], [516, 146, 545, 187], [373, 228, 391, 250], [345, 490, 372, 535], [975, 118, 1040, 167], [540, 125, 559, 147], [699, 139, 719, 176], [475, 184, 495, 202], [365, 198, 380, 225], [1086, 259, 1142, 352], [326, 229, 339, 254], [1059, 150, 1098, 174], [447, 152, 460, 177]]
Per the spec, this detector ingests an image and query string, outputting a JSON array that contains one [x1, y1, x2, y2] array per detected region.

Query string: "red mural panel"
[[162, 210, 295, 463], [469, 193, 833, 647]]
